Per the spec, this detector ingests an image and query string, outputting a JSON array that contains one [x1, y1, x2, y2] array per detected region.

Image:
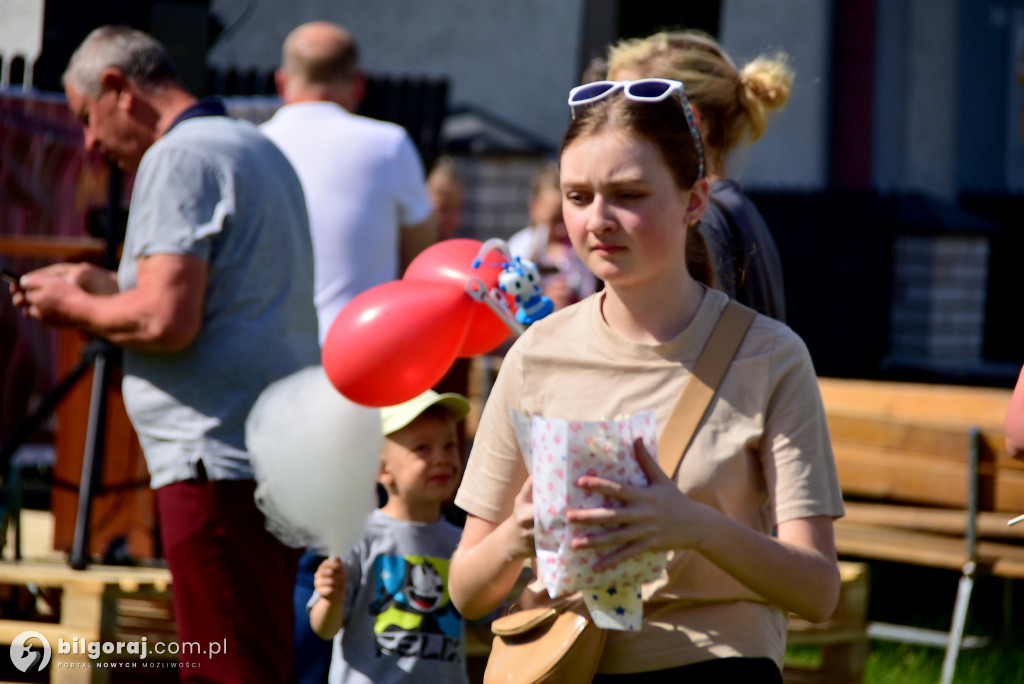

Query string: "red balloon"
[[322, 280, 474, 407], [458, 300, 512, 358], [404, 239, 512, 357]]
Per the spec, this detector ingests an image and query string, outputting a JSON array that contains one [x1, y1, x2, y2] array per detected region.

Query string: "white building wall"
[[902, 0, 958, 201], [719, 0, 833, 190], [875, 0, 959, 201], [208, 0, 583, 148]]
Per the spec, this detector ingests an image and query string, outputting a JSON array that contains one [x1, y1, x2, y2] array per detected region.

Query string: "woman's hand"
[[566, 438, 715, 570], [568, 438, 841, 622], [450, 477, 536, 619], [504, 476, 537, 561]]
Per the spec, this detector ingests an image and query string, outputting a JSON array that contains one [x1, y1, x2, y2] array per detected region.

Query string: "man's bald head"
[[277, 22, 362, 106]]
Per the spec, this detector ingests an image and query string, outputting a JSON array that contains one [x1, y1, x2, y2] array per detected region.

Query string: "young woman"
[[449, 79, 843, 682], [606, 30, 793, 321]]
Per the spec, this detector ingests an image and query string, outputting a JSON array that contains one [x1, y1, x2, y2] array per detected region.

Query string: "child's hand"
[[313, 557, 347, 602], [310, 557, 348, 638]]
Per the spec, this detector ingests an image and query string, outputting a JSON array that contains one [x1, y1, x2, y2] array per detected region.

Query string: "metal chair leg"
[[940, 561, 976, 684]]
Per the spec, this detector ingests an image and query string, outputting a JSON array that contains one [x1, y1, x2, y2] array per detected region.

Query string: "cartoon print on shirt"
[[371, 554, 463, 661]]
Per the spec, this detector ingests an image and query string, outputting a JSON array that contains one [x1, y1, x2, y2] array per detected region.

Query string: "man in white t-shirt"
[[262, 21, 438, 344], [262, 22, 438, 684]]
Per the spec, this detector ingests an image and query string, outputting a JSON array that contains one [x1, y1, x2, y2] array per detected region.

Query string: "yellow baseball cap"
[[380, 390, 471, 436]]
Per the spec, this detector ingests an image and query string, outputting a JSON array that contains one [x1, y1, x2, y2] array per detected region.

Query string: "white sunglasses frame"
[[567, 78, 705, 179]]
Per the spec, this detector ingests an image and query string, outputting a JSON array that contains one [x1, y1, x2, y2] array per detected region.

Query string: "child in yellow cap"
[[308, 390, 472, 684]]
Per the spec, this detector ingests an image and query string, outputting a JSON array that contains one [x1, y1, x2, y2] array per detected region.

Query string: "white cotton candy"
[[245, 365, 383, 556]]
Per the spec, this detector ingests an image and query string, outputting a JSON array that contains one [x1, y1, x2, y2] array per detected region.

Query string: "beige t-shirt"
[[455, 287, 844, 673]]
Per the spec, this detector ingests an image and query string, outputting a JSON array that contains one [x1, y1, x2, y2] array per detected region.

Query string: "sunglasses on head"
[[567, 78, 705, 179]]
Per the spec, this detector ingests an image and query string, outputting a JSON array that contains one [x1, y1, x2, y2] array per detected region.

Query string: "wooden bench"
[[819, 377, 1024, 684], [0, 560, 176, 683]]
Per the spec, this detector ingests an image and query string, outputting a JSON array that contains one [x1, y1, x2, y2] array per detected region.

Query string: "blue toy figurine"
[[498, 256, 555, 325], [471, 239, 554, 327]]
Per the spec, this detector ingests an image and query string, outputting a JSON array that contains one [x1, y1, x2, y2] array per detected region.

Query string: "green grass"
[[866, 639, 1024, 684], [787, 637, 1024, 683], [863, 563, 1024, 683], [784, 644, 824, 669], [786, 561, 1024, 683]]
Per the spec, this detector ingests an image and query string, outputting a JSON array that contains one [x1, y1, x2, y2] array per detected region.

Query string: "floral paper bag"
[[510, 409, 670, 630]]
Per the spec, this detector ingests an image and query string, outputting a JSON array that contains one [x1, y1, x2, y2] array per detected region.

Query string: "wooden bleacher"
[[0, 560, 175, 683], [819, 376, 1024, 684]]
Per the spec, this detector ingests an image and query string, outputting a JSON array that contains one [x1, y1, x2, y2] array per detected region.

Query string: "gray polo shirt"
[[117, 114, 319, 488]]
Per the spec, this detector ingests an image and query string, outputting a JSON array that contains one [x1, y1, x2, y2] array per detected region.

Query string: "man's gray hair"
[[63, 26, 179, 97]]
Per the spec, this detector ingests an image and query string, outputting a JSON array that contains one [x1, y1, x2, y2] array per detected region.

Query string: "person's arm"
[[309, 556, 347, 640], [16, 254, 207, 351], [399, 214, 439, 272], [1006, 364, 1024, 460], [449, 478, 535, 620], [568, 439, 841, 623]]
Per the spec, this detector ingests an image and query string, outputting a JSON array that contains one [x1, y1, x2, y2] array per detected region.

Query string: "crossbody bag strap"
[[657, 299, 757, 479]]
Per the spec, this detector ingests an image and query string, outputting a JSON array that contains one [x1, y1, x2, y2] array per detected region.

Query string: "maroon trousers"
[[157, 478, 302, 683]]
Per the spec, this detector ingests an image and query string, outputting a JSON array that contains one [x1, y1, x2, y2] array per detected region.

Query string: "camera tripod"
[[0, 164, 124, 570]]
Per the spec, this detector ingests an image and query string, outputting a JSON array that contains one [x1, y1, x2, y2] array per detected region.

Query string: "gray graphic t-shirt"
[[308, 509, 470, 684]]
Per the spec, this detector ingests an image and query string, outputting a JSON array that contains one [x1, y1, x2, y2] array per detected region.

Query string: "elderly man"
[[14, 26, 319, 681], [261, 21, 437, 345]]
